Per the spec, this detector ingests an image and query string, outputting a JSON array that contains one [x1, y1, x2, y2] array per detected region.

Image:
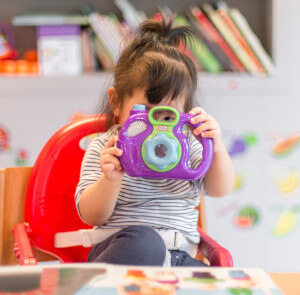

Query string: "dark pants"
[[87, 225, 207, 267]]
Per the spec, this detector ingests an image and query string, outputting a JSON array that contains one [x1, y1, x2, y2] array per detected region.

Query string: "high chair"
[[0, 115, 233, 266]]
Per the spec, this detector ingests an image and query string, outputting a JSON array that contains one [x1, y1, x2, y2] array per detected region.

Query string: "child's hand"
[[189, 107, 222, 152], [100, 136, 125, 182]]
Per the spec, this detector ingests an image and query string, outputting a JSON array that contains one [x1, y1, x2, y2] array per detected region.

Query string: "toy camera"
[[117, 104, 214, 180]]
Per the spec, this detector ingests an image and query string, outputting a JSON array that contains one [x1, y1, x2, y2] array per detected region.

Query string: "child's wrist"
[[213, 140, 225, 154], [101, 172, 123, 184]]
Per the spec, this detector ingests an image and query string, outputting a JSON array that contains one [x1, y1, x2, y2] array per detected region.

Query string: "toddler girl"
[[75, 17, 235, 266]]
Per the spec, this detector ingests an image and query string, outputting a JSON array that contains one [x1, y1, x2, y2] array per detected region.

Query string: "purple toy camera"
[[117, 105, 214, 180]]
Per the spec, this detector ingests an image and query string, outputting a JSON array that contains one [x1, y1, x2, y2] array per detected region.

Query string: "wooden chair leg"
[[0, 168, 5, 264]]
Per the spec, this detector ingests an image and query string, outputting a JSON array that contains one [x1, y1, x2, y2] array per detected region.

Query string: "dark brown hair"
[[102, 16, 199, 129]]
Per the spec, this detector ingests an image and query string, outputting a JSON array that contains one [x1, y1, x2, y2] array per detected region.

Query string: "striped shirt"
[[75, 125, 207, 244]]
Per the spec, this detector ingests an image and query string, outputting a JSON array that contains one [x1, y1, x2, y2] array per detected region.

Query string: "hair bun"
[[138, 16, 197, 47]]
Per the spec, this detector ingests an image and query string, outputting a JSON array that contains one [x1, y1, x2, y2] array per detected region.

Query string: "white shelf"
[[0, 72, 288, 98]]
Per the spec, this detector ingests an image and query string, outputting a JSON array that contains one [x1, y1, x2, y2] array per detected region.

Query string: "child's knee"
[[115, 225, 166, 264]]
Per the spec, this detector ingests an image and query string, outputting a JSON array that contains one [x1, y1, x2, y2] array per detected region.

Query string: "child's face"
[[113, 88, 185, 125]]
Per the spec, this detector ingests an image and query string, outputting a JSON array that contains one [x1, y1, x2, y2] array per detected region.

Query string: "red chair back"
[[24, 115, 106, 262]]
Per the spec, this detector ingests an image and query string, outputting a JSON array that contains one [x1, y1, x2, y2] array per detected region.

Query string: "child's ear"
[[108, 87, 120, 117]]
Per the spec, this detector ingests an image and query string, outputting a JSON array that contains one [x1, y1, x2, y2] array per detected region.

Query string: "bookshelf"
[[0, 0, 281, 143], [0, 0, 274, 73]]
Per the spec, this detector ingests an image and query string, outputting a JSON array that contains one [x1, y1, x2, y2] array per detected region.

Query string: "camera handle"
[[176, 113, 214, 180]]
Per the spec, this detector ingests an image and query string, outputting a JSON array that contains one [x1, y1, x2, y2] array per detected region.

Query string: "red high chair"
[[12, 115, 233, 266]]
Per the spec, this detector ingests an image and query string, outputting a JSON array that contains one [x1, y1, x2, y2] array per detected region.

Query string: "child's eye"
[[164, 116, 174, 121], [153, 110, 175, 121]]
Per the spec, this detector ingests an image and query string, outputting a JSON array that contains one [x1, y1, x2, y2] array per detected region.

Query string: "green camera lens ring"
[[142, 106, 182, 172], [148, 106, 180, 126]]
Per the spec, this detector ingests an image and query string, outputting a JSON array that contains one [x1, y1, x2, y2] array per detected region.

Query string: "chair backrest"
[[24, 115, 106, 263]]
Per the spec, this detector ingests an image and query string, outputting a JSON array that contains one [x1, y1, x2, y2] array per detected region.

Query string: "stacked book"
[[11, 0, 275, 76]]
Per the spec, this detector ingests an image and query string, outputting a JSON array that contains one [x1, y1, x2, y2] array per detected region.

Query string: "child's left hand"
[[189, 107, 222, 152]]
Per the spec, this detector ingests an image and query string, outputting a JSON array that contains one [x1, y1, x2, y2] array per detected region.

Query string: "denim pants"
[[87, 225, 207, 267]]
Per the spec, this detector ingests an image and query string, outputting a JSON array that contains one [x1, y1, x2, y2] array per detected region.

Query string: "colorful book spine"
[[189, 6, 245, 72], [216, 2, 265, 75], [114, 0, 147, 28], [229, 8, 275, 75], [152, 12, 202, 71], [187, 6, 238, 71], [88, 13, 120, 62], [202, 3, 264, 76], [178, 41, 203, 72], [90, 32, 115, 70], [174, 15, 223, 74], [81, 29, 96, 72]]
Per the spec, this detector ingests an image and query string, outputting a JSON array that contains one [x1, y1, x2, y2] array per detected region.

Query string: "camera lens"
[[155, 144, 168, 158]]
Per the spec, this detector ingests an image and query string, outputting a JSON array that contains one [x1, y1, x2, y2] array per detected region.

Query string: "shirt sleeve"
[[74, 136, 106, 216], [188, 132, 208, 196]]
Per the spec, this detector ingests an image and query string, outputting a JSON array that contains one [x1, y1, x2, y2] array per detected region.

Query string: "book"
[[187, 6, 240, 72], [90, 32, 115, 71], [174, 15, 223, 74], [88, 13, 120, 63], [178, 41, 203, 72], [0, 264, 283, 294], [187, 6, 245, 73], [81, 29, 97, 72], [152, 12, 202, 71], [37, 25, 83, 75], [202, 3, 263, 76], [114, 0, 147, 28], [216, 2, 266, 75], [229, 8, 275, 75]]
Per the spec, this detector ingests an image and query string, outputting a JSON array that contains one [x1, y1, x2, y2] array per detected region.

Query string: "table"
[[0, 265, 298, 294], [270, 273, 300, 295]]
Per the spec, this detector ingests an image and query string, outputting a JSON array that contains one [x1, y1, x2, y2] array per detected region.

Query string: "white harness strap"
[[55, 228, 197, 256], [55, 228, 121, 248]]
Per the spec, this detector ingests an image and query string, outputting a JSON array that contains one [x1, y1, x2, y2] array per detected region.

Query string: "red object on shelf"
[[13, 115, 233, 266], [0, 59, 39, 75], [0, 22, 18, 60], [24, 49, 38, 62]]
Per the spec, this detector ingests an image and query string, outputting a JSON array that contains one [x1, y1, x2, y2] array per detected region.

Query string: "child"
[[75, 17, 235, 266]]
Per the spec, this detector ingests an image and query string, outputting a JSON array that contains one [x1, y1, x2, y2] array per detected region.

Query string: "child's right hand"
[[100, 136, 124, 182]]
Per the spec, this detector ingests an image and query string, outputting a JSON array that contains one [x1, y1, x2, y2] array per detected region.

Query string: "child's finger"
[[193, 121, 216, 136], [102, 147, 123, 157], [189, 107, 206, 116], [200, 131, 214, 138], [101, 154, 123, 171], [104, 136, 119, 149], [190, 113, 209, 124]]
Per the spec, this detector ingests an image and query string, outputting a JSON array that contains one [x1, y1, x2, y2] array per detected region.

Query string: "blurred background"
[[0, 0, 299, 272]]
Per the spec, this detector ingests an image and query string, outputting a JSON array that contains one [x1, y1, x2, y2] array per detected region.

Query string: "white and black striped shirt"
[[75, 125, 207, 244]]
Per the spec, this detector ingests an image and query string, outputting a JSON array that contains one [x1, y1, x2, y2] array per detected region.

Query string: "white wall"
[[204, 0, 300, 272]]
